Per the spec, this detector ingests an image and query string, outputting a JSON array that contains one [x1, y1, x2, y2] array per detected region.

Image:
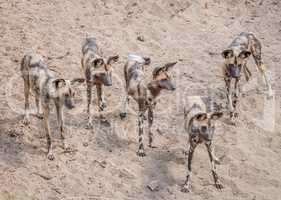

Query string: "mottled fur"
[[222, 32, 272, 119], [81, 38, 119, 128], [182, 96, 223, 192], [21, 52, 84, 160], [120, 54, 176, 156]]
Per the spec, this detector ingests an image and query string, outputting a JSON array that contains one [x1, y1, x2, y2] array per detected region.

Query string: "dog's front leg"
[[22, 78, 30, 125], [225, 77, 234, 117], [148, 106, 155, 148], [120, 94, 129, 119], [182, 140, 197, 193], [137, 110, 146, 157], [100, 92, 107, 110], [205, 141, 223, 190], [96, 84, 106, 122], [86, 82, 93, 129], [55, 101, 68, 150], [43, 105, 54, 160], [232, 78, 240, 118]]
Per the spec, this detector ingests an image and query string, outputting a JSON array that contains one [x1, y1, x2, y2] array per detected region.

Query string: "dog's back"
[[229, 32, 259, 52], [82, 37, 98, 54], [124, 54, 147, 92], [21, 52, 53, 94], [184, 96, 207, 126], [81, 38, 100, 72]]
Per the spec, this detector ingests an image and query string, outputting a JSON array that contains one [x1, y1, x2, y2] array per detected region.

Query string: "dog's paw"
[[99, 102, 107, 111], [120, 112, 127, 119], [63, 143, 72, 152], [101, 119, 110, 127], [229, 113, 238, 124], [136, 149, 146, 157], [215, 181, 223, 190], [85, 122, 93, 129], [183, 149, 189, 156], [22, 117, 30, 125], [181, 184, 191, 193], [267, 91, 273, 99], [36, 113, 43, 119], [47, 153, 55, 160], [148, 143, 157, 149]]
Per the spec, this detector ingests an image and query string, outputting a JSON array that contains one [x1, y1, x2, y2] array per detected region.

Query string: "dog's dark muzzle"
[[228, 65, 241, 78], [170, 84, 176, 91], [65, 98, 75, 109], [101, 74, 112, 86]]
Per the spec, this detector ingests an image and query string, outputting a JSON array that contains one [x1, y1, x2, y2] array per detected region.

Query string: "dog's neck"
[[147, 80, 162, 99]]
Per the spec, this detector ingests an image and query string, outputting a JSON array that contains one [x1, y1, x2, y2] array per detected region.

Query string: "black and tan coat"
[[222, 32, 272, 119], [21, 52, 83, 160], [182, 96, 223, 192], [120, 54, 177, 156], [81, 38, 119, 128]]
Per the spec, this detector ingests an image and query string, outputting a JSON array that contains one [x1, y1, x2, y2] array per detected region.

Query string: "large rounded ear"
[[164, 62, 177, 71], [239, 50, 251, 59], [93, 58, 104, 67], [211, 112, 223, 120], [53, 78, 66, 88], [195, 113, 207, 121], [107, 55, 119, 65], [222, 49, 233, 58]]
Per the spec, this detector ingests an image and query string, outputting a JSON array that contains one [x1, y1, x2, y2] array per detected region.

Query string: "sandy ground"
[[0, 0, 281, 199]]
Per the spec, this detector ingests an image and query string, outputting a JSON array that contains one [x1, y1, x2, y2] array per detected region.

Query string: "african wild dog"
[[182, 96, 223, 192], [222, 32, 272, 119], [21, 52, 84, 160], [120, 54, 176, 156], [81, 37, 119, 128]]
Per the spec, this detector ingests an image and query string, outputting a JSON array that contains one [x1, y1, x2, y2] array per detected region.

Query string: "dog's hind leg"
[[148, 106, 155, 148], [243, 63, 252, 82], [205, 141, 223, 190], [86, 82, 93, 129], [22, 78, 31, 125], [35, 93, 43, 119], [251, 37, 272, 98], [43, 106, 54, 160], [182, 140, 197, 193]]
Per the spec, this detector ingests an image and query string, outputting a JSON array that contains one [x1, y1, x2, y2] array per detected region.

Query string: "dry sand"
[[0, 0, 281, 199]]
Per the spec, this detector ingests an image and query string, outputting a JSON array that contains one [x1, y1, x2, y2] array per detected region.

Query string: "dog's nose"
[[171, 86, 176, 91], [201, 126, 207, 133], [68, 104, 75, 109], [104, 82, 112, 86]]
